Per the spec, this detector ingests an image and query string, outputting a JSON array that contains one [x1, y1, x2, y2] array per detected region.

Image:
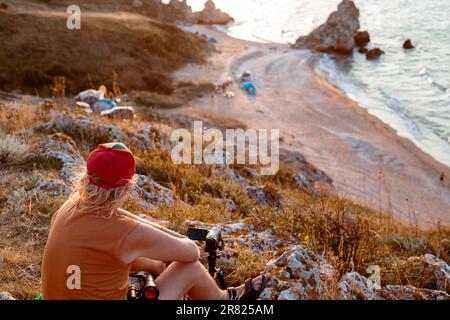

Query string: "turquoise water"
[[188, 0, 450, 167]]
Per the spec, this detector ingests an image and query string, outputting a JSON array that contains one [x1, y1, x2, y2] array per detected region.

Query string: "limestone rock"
[[339, 272, 377, 300], [44, 114, 160, 152], [262, 245, 325, 300], [0, 292, 15, 300], [338, 269, 450, 300], [244, 185, 283, 209], [31, 178, 71, 199], [292, 173, 316, 196], [214, 166, 249, 185], [131, 174, 175, 209], [376, 285, 449, 300], [45, 115, 122, 145], [100, 106, 136, 120], [279, 149, 334, 194], [40, 133, 86, 188], [399, 254, 450, 294]]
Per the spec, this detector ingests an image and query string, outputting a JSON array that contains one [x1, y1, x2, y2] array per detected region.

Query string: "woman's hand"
[[131, 257, 168, 275]]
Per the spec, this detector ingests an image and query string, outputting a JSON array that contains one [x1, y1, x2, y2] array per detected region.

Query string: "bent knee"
[[169, 261, 204, 274]]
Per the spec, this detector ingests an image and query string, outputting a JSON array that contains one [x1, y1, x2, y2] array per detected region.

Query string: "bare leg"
[[155, 261, 223, 300], [155, 261, 263, 300]]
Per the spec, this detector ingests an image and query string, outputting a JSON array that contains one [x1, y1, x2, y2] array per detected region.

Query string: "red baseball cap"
[[87, 142, 136, 189]]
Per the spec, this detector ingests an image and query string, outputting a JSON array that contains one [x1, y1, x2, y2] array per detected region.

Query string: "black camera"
[[187, 227, 225, 288], [188, 227, 224, 253]]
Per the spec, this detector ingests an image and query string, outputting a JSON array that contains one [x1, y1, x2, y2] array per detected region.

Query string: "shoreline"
[[170, 25, 450, 227], [314, 55, 450, 170], [309, 55, 450, 175]]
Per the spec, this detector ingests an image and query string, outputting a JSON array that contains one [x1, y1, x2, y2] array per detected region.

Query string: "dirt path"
[[169, 25, 450, 227]]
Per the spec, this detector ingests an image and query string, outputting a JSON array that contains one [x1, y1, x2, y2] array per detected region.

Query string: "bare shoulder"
[[117, 208, 138, 219], [117, 208, 147, 225]]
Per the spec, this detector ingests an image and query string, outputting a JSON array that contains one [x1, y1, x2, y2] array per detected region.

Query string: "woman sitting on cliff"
[[41, 142, 269, 300]]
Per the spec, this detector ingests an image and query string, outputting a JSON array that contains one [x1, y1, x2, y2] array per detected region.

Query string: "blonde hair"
[[60, 174, 137, 218]]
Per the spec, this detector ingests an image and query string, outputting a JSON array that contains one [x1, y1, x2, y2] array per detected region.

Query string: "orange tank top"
[[41, 204, 140, 300]]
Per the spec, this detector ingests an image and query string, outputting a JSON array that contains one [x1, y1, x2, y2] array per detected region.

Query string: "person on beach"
[[74, 85, 107, 107], [41, 142, 269, 300]]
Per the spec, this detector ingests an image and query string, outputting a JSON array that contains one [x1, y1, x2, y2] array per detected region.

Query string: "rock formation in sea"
[[366, 48, 385, 60], [354, 31, 371, 47], [192, 0, 234, 25], [403, 39, 415, 49], [292, 0, 361, 54], [167, 0, 194, 19], [358, 47, 368, 54]]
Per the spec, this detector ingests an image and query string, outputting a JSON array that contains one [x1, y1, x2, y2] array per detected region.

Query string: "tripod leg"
[[216, 268, 225, 289]]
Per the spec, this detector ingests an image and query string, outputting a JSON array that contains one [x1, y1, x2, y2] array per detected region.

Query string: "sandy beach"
[[169, 25, 450, 227]]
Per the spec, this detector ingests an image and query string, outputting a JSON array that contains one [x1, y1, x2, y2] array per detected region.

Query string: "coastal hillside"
[[0, 0, 211, 96], [0, 0, 449, 301], [0, 96, 449, 300]]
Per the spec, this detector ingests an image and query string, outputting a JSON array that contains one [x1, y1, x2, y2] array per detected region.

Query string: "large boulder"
[[377, 285, 449, 300], [40, 133, 86, 186], [397, 254, 450, 294], [193, 0, 234, 25], [44, 114, 162, 152], [339, 272, 377, 299], [339, 271, 450, 300], [260, 245, 329, 300], [279, 149, 334, 194], [131, 174, 175, 209], [292, 0, 360, 54]]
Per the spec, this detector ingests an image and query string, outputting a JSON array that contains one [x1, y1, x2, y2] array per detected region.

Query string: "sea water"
[[188, 0, 450, 167]]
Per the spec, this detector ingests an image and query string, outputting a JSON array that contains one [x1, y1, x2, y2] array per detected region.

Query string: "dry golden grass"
[[222, 248, 271, 287], [133, 82, 215, 109], [0, 246, 42, 300], [1, 97, 449, 299], [0, 102, 52, 134], [0, 131, 29, 164], [0, 6, 209, 96], [0, 183, 62, 299]]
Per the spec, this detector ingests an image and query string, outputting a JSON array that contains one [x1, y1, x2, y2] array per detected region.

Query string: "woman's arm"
[[118, 208, 187, 239], [119, 222, 200, 265]]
